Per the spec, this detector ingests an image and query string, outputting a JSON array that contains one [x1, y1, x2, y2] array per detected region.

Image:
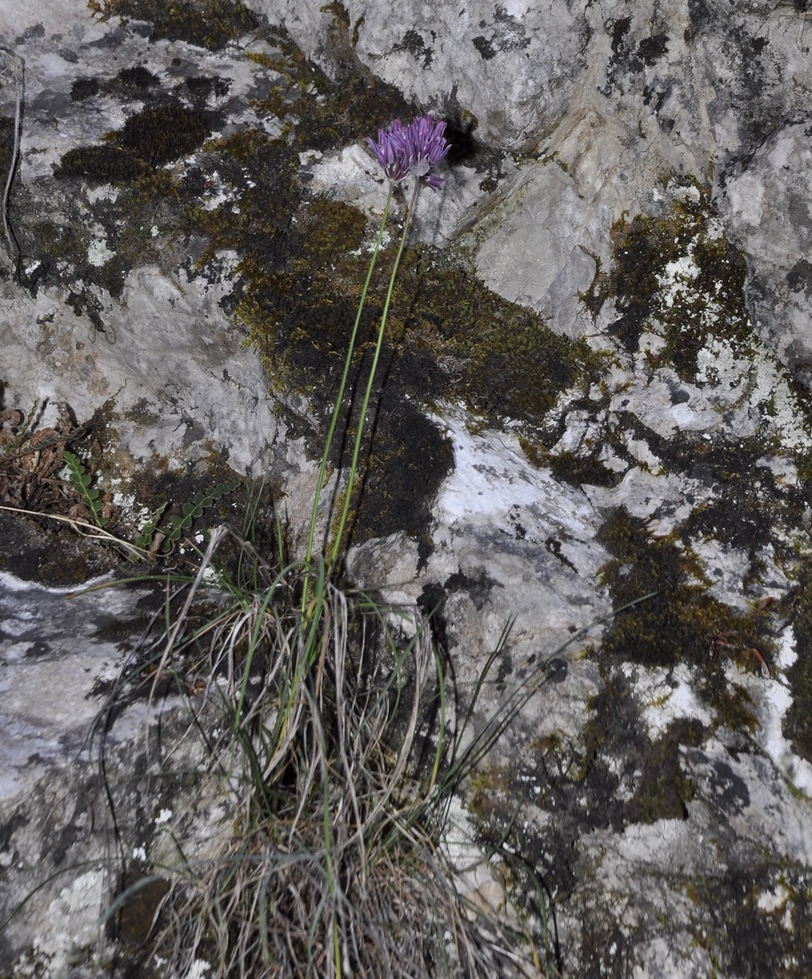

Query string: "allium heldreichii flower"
[[367, 115, 451, 190]]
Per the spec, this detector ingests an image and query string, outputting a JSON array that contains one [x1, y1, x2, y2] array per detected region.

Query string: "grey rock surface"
[[256, 0, 589, 149], [1, 0, 812, 976]]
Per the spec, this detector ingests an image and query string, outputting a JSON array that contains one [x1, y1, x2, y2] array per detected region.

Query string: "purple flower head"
[[367, 115, 451, 191], [366, 119, 410, 183], [403, 115, 451, 190]]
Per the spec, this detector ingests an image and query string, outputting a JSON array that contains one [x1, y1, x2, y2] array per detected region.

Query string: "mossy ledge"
[[584, 177, 753, 381], [597, 507, 774, 731]]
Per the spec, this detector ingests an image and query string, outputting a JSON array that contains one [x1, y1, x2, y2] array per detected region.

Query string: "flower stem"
[[302, 185, 394, 609], [328, 179, 421, 572]]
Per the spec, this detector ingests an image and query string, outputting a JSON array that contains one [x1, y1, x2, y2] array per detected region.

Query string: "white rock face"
[[1, 267, 282, 475], [472, 159, 606, 337]]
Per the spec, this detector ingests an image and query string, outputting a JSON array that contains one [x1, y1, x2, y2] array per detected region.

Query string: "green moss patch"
[[404, 258, 599, 425], [219, 172, 595, 540], [597, 508, 771, 668], [177, 39, 598, 541], [46, 9, 597, 552], [676, 435, 795, 562], [55, 144, 152, 184]]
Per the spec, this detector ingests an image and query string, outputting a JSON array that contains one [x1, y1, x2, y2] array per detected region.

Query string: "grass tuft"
[[97, 508, 565, 977]]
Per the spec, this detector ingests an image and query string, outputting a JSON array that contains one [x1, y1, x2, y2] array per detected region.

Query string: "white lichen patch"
[[724, 170, 765, 228], [621, 432, 662, 471], [694, 334, 811, 450], [628, 663, 713, 737], [757, 881, 791, 914], [108, 477, 153, 529], [17, 870, 105, 979], [87, 235, 115, 267], [84, 184, 119, 207], [184, 959, 212, 979]]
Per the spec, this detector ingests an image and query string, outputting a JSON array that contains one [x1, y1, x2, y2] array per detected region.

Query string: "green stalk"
[[328, 179, 421, 571], [302, 185, 394, 613]]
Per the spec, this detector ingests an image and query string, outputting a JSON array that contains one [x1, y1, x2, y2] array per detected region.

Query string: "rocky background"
[[2, 0, 812, 976]]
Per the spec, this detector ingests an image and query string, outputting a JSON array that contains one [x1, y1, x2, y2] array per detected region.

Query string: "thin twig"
[[0, 47, 23, 279]]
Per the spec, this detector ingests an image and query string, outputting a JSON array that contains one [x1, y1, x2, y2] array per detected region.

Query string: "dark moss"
[[71, 76, 101, 101], [298, 199, 367, 266], [124, 398, 161, 426], [561, 671, 702, 826], [638, 33, 669, 65], [665, 434, 792, 563], [787, 258, 812, 298], [687, 865, 812, 979], [465, 670, 704, 932], [89, 0, 259, 51], [629, 717, 703, 822], [115, 102, 221, 166], [783, 567, 812, 762], [185, 74, 231, 102], [340, 396, 453, 553], [596, 209, 683, 351], [54, 144, 150, 183], [115, 65, 160, 91], [443, 568, 499, 611], [60, 166, 189, 298], [401, 255, 600, 425], [578, 669, 652, 828], [548, 448, 622, 487]]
